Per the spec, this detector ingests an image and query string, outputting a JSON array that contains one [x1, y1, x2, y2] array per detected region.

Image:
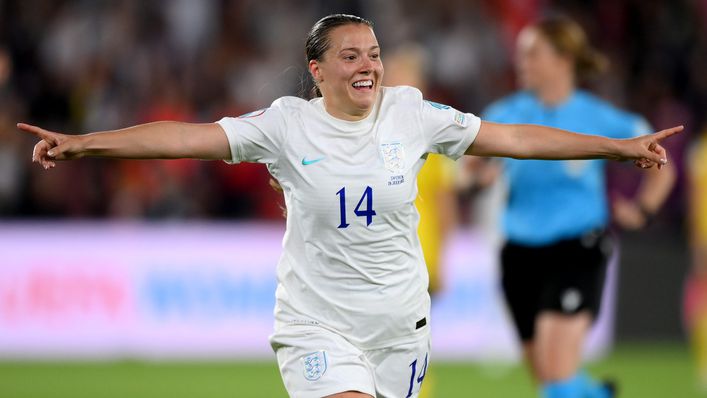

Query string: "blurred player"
[[384, 43, 458, 298], [685, 127, 707, 391], [19, 14, 680, 398], [480, 16, 677, 398], [384, 42, 458, 398]]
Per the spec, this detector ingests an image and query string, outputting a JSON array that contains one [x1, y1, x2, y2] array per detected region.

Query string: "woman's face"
[[310, 24, 383, 121], [515, 27, 573, 91]]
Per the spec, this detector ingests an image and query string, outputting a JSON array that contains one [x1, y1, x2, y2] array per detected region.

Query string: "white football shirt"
[[217, 86, 481, 349]]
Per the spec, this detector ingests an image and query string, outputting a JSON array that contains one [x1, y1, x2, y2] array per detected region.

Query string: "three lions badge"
[[380, 142, 405, 174], [302, 350, 327, 381]]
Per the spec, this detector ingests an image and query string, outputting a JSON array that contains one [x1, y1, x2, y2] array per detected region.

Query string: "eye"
[[370, 53, 380, 60], [344, 54, 357, 61]]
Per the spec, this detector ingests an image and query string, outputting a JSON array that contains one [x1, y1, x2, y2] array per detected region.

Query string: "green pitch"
[[0, 343, 701, 398]]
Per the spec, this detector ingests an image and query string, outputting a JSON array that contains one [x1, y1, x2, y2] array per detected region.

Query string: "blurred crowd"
[[0, 0, 705, 222]]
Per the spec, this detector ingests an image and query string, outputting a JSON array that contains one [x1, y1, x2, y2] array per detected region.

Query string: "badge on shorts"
[[302, 350, 327, 381], [380, 142, 405, 173], [561, 288, 583, 312]]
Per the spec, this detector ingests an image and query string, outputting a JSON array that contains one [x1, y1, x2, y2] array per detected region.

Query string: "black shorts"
[[500, 230, 614, 341]]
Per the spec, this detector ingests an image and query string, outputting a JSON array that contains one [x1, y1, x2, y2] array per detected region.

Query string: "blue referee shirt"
[[483, 90, 651, 246]]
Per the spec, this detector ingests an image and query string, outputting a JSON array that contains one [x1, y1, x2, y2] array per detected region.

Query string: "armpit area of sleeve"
[[452, 113, 482, 160], [216, 117, 243, 164]]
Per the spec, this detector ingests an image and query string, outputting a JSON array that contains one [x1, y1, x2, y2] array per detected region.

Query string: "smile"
[[352, 80, 374, 90]]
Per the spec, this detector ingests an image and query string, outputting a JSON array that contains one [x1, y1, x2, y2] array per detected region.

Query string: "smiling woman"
[[17, 13, 682, 398], [305, 15, 382, 120]]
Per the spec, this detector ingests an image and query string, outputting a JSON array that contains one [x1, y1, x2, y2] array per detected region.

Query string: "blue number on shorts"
[[405, 353, 428, 398], [336, 186, 376, 228]]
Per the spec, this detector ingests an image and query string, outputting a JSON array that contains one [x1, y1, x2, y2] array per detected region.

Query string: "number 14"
[[336, 186, 376, 228], [406, 353, 428, 397]]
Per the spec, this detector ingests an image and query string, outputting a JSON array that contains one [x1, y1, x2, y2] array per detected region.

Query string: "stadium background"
[[0, 0, 705, 397]]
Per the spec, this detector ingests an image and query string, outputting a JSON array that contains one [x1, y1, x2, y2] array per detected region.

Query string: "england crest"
[[380, 142, 405, 173], [302, 350, 327, 381]]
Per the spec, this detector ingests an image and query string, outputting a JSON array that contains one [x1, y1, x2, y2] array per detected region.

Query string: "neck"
[[535, 76, 574, 106], [322, 97, 372, 121]]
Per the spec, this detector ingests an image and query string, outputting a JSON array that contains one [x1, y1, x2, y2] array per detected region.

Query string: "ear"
[[309, 59, 322, 83]]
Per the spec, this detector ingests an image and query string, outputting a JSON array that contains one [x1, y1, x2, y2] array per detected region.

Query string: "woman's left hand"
[[619, 125, 683, 169], [612, 196, 649, 230]]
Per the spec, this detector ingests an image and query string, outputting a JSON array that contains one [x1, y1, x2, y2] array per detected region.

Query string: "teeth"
[[353, 80, 373, 88]]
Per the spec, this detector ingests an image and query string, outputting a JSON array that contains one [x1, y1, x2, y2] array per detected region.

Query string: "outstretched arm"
[[18, 121, 231, 169], [466, 121, 683, 169]]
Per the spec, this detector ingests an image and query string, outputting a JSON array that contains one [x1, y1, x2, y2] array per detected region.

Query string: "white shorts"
[[270, 325, 431, 398]]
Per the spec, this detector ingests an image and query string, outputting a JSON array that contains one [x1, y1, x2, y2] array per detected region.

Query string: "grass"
[[0, 343, 702, 398]]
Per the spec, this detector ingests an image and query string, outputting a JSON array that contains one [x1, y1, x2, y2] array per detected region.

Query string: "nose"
[[359, 57, 373, 74]]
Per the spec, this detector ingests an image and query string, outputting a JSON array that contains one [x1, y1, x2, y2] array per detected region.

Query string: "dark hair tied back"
[[305, 14, 373, 97]]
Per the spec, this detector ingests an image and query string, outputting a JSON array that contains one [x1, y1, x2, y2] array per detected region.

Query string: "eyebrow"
[[339, 46, 380, 53]]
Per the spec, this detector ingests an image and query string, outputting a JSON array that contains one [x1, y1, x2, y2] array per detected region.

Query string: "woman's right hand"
[[618, 125, 683, 169], [17, 123, 85, 169]]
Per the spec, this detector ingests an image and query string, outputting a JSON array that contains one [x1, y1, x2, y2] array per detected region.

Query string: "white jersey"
[[217, 86, 481, 349]]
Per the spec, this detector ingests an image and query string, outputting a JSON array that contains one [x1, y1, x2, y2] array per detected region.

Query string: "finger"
[[33, 139, 57, 161], [38, 151, 50, 168], [654, 144, 668, 165], [653, 145, 668, 169], [32, 139, 63, 169], [650, 143, 666, 156], [46, 143, 69, 160], [32, 142, 43, 162], [39, 157, 52, 170], [642, 141, 668, 165], [644, 150, 664, 165], [43, 157, 56, 169], [653, 125, 684, 141], [17, 122, 59, 145], [33, 141, 51, 162], [634, 158, 656, 169], [653, 145, 666, 169]]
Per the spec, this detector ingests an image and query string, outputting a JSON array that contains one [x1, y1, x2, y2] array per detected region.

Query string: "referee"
[[482, 16, 676, 398]]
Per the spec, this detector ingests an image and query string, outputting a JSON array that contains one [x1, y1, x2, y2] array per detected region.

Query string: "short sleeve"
[[216, 103, 287, 164], [421, 100, 481, 160]]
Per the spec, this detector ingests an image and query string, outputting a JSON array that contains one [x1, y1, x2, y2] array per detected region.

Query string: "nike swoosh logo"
[[302, 156, 325, 166]]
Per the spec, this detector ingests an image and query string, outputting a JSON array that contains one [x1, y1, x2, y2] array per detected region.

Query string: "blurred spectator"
[[384, 42, 459, 299], [684, 126, 707, 391], [0, 46, 25, 214], [1, 0, 704, 223]]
